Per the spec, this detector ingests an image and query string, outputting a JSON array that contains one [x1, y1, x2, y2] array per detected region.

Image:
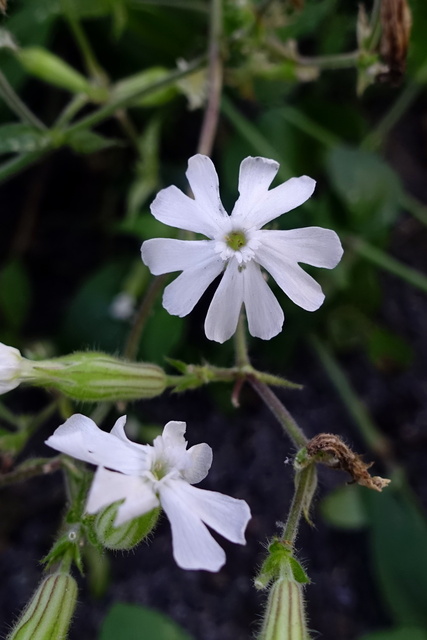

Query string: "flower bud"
[[30, 351, 167, 402], [7, 572, 78, 640], [92, 502, 160, 550], [258, 566, 311, 640], [15, 47, 107, 101], [0, 342, 25, 394], [113, 67, 177, 107]]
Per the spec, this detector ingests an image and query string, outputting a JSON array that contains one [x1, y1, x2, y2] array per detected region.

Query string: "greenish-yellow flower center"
[[225, 230, 247, 251]]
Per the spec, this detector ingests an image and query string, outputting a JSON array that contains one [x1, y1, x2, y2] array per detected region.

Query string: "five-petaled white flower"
[[45, 415, 251, 572], [141, 155, 343, 343]]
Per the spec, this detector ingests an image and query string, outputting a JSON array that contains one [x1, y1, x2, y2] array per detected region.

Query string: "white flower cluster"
[[2, 155, 344, 577]]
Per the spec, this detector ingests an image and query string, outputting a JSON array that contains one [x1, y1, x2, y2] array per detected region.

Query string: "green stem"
[[0, 70, 46, 130], [248, 376, 307, 448], [268, 37, 360, 70], [310, 334, 391, 458], [367, 0, 382, 50], [281, 465, 316, 546], [347, 235, 427, 295], [54, 93, 88, 128], [234, 312, 250, 367], [197, 0, 223, 156], [221, 96, 292, 180], [400, 192, 427, 227], [65, 9, 107, 83], [0, 150, 47, 183], [362, 82, 420, 150], [124, 274, 168, 360], [0, 456, 62, 488], [280, 106, 339, 148], [65, 58, 204, 138]]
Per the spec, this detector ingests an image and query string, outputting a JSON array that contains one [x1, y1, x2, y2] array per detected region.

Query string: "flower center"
[[225, 230, 247, 251], [214, 226, 260, 265]]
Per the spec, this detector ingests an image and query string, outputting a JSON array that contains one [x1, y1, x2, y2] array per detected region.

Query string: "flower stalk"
[[248, 375, 307, 448]]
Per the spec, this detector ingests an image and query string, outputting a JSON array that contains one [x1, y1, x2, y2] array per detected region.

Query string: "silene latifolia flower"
[[141, 155, 343, 343], [45, 415, 251, 571]]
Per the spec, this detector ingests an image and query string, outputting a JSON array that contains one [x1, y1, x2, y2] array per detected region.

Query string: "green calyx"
[[90, 502, 160, 550], [225, 230, 247, 251]]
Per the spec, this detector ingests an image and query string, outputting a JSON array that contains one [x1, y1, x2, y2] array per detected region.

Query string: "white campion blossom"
[[45, 415, 251, 571], [0, 342, 24, 394], [141, 155, 343, 343]]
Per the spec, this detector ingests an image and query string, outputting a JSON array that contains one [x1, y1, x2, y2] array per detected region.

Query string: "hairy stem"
[[248, 376, 307, 448]]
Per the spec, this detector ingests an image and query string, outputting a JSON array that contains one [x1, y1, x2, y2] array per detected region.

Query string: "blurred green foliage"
[[100, 603, 194, 640]]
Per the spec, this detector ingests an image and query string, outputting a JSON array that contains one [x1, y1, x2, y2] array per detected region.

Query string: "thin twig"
[[197, 0, 223, 156]]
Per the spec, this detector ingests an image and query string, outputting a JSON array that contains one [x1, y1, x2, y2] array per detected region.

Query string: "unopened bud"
[[30, 351, 167, 402], [92, 502, 160, 550], [7, 572, 78, 640], [16, 47, 107, 100], [113, 67, 176, 107], [258, 564, 311, 640]]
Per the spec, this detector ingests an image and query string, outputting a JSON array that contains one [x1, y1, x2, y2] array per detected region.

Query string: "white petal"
[[183, 443, 213, 484], [186, 155, 228, 230], [162, 253, 224, 317], [167, 480, 251, 544], [242, 261, 284, 339], [160, 421, 187, 448], [259, 227, 343, 268], [256, 245, 325, 311], [234, 175, 316, 229], [204, 259, 244, 343], [159, 480, 227, 571], [150, 185, 220, 238], [116, 482, 159, 525], [0, 342, 23, 394], [109, 415, 148, 455], [141, 238, 213, 275], [231, 156, 279, 219], [45, 414, 145, 475], [86, 467, 159, 525]]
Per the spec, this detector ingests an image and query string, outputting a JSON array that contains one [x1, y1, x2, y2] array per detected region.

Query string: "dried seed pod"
[[380, 0, 412, 84]]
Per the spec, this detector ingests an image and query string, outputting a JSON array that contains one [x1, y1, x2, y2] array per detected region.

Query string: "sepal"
[[7, 572, 78, 640], [90, 501, 160, 550]]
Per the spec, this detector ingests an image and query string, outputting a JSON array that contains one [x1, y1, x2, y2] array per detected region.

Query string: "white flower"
[[45, 415, 251, 571], [0, 342, 24, 394], [141, 155, 343, 343]]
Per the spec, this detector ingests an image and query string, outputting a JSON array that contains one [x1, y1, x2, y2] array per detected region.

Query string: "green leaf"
[[366, 327, 413, 371], [326, 145, 402, 237], [60, 262, 130, 352], [288, 556, 310, 584], [320, 484, 367, 530], [359, 628, 427, 640], [363, 487, 427, 628], [66, 130, 122, 154], [140, 302, 184, 365], [99, 603, 194, 640], [0, 260, 31, 330], [0, 123, 51, 154]]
